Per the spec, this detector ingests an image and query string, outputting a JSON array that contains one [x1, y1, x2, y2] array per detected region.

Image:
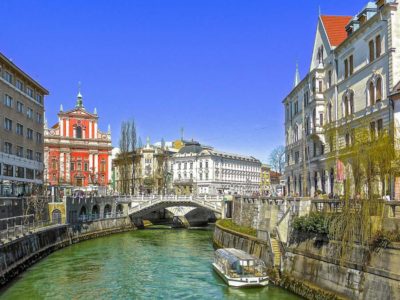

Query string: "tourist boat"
[[212, 248, 269, 287]]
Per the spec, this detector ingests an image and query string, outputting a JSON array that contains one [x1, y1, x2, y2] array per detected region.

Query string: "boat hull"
[[212, 263, 269, 287]]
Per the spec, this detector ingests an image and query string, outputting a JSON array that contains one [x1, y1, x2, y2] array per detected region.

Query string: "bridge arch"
[[126, 195, 223, 219], [104, 204, 112, 218], [116, 204, 123, 216], [92, 205, 100, 219], [79, 205, 87, 216]]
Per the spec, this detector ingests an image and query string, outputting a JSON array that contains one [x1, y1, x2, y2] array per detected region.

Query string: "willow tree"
[[325, 118, 399, 261]]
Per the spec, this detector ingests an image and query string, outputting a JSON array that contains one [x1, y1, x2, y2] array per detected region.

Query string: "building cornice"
[[0, 52, 49, 94]]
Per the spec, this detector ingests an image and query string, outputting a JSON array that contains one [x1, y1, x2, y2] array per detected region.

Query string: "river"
[[1, 228, 301, 299]]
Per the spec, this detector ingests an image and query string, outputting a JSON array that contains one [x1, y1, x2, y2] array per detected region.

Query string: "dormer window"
[[358, 14, 366, 25]]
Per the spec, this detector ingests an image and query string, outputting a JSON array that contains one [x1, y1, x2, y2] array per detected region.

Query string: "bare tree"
[[159, 138, 170, 194], [129, 120, 137, 195], [117, 120, 137, 195], [269, 145, 285, 174]]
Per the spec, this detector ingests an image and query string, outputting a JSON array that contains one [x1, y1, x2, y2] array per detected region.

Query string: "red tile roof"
[[320, 15, 352, 47]]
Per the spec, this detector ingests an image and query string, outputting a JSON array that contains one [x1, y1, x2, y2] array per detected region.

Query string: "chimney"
[[357, 2, 378, 25]]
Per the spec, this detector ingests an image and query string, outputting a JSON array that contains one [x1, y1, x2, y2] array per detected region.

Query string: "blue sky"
[[0, 0, 367, 163]]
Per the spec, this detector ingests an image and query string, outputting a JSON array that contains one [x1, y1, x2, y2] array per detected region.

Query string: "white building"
[[171, 141, 261, 195], [284, 0, 400, 198]]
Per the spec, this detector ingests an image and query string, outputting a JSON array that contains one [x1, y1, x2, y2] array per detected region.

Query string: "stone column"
[[66, 119, 70, 137], [89, 121, 92, 138], [108, 151, 112, 184], [43, 146, 49, 183], [59, 151, 65, 182], [94, 153, 99, 173], [66, 152, 71, 183], [59, 118, 63, 136]]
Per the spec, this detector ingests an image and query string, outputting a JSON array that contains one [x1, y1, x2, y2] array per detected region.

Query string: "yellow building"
[[260, 164, 271, 195], [48, 202, 66, 224]]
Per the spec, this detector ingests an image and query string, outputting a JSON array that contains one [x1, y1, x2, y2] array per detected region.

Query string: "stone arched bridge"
[[116, 195, 224, 218]]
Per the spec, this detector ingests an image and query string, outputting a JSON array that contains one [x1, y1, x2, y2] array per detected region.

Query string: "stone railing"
[[310, 199, 343, 213], [125, 194, 223, 216], [384, 201, 400, 218]]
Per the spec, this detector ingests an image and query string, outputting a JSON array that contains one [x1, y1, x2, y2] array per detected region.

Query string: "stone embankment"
[[217, 196, 400, 300], [213, 221, 274, 266], [284, 238, 400, 300], [213, 220, 343, 300], [0, 217, 134, 287]]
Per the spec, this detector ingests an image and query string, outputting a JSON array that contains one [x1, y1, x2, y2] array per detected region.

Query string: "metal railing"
[[77, 212, 126, 222], [0, 215, 61, 243]]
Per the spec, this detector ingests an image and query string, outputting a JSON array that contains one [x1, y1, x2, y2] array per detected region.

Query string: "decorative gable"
[[310, 15, 352, 71]]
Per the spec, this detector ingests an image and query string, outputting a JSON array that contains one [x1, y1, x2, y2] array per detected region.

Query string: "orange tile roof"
[[320, 15, 352, 47]]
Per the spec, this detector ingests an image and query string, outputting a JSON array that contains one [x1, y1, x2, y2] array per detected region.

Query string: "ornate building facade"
[[284, 0, 400, 198], [44, 91, 112, 191], [113, 138, 174, 195], [172, 141, 261, 195]]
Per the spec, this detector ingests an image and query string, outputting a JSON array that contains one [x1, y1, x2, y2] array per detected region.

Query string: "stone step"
[[270, 238, 282, 267]]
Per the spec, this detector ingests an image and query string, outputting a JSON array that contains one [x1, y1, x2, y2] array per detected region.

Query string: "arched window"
[[369, 40, 375, 62], [52, 209, 62, 224], [376, 35, 381, 58], [305, 117, 310, 135], [299, 175, 302, 196], [328, 102, 332, 123], [79, 206, 87, 216], [349, 92, 354, 115], [344, 96, 349, 117], [369, 82, 375, 106], [76, 126, 82, 139], [376, 77, 382, 102], [312, 109, 316, 130]]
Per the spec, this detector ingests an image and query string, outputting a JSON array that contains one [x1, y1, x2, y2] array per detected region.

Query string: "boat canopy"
[[215, 248, 265, 267]]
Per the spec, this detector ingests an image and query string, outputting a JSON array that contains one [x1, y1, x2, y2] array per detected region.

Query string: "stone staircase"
[[270, 237, 282, 267]]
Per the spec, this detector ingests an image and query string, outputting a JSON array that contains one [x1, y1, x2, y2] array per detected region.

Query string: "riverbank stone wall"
[[284, 238, 400, 299], [0, 217, 134, 287]]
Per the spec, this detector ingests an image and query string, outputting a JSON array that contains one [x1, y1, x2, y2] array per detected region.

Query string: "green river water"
[[0, 228, 301, 300]]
